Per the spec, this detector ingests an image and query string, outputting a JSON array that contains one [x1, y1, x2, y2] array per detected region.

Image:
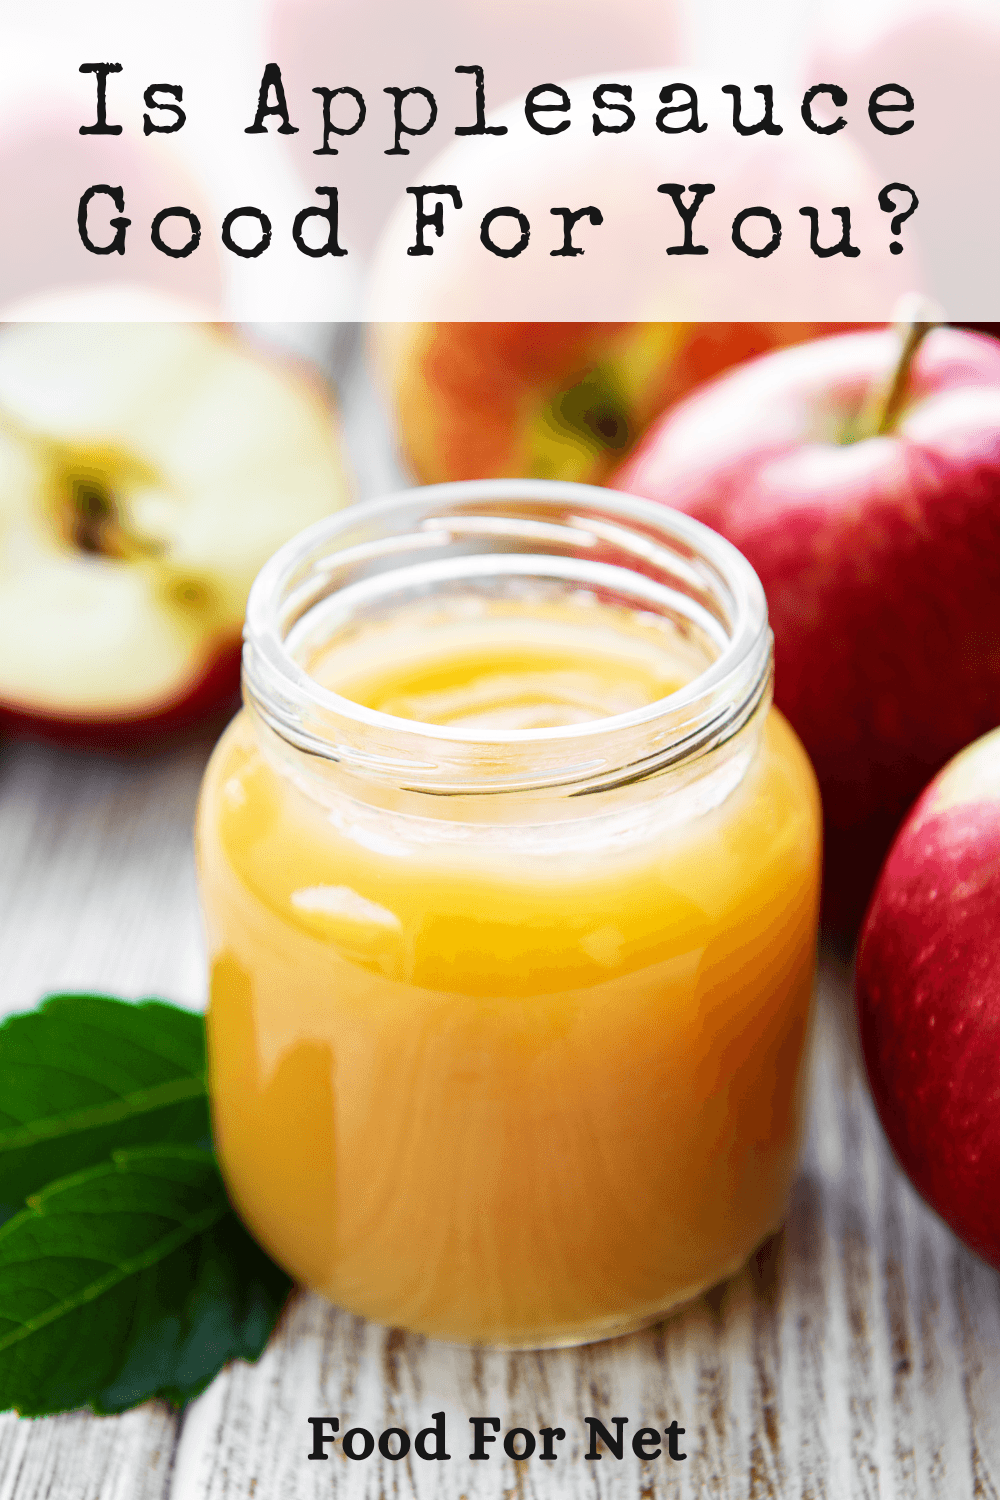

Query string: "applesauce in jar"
[[196, 480, 821, 1347]]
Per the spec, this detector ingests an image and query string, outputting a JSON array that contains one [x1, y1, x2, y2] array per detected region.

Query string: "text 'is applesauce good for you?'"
[[76, 62, 918, 261]]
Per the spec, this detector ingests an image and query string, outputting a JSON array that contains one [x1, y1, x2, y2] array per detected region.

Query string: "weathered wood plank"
[[166, 957, 1000, 1500], [0, 739, 212, 1020], [0, 1406, 179, 1500], [0, 738, 212, 1499]]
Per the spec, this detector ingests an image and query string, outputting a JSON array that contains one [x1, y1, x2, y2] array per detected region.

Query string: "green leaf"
[[0, 1146, 292, 1417], [0, 994, 210, 1221]]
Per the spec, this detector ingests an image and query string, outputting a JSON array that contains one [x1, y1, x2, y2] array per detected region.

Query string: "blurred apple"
[[0, 323, 351, 750], [367, 61, 915, 484], [0, 109, 223, 320], [373, 321, 861, 486], [856, 725, 1000, 1269], [617, 325, 1000, 930], [270, 0, 680, 252], [809, 0, 1000, 317], [366, 69, 922, 325]]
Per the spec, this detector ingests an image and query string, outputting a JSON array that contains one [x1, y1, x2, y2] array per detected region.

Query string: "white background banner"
[[1, 0, 996, 320]]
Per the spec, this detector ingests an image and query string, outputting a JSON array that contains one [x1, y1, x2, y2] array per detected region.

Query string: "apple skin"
[[615, 326, 1000, 931], [376, 321, 861, 488], [0, 642, 243, 756], [855, 726, 1000, 1269]]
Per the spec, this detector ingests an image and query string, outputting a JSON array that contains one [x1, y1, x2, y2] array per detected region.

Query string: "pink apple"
[[0, 109, 223, 318], [615, 325, 1000, 930], [0, 323, 351, 751], [270, 0, 680, 251], [809, 0, 1000, 315], [855, 725, 1000, 1268], [366, 70, 918, 322]]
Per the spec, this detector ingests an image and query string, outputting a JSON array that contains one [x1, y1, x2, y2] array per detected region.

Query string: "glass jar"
[[195, 479, 821, 1349]]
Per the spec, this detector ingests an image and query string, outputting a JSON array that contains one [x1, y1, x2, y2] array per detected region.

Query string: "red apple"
[[615, 325, 1000, 930], [0, 323, 351, 751], [374, 322, 862, 488], [855, 725, 1000, 1268]]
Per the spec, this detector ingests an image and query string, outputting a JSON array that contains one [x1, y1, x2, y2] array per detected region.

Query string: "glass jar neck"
[[242, 480, 772, 802]]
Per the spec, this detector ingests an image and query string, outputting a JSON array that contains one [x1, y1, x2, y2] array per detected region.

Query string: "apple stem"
[[875, 317, 936, 436]]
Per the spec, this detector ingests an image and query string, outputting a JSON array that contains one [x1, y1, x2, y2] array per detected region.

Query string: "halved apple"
[[0, 323, 351, 749]]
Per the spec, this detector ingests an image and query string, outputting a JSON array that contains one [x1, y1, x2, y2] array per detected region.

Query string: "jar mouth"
[[243, 480, 771, 795]]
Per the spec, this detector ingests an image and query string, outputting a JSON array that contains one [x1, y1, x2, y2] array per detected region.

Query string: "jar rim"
[[243, 479, 772, 794]]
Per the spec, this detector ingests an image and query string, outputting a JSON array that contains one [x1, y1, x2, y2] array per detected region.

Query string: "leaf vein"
[[0, 1076, 205, 1152], [0, 1198, 229, 1354]]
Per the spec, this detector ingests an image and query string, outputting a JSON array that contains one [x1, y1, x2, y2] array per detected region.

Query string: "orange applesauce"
[[196, 484, 822, 1348]]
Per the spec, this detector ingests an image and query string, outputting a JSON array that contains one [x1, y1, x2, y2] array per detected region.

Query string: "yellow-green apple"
[[0, 322, 350, 750], [616, 325, 1000, 930], [373, 321, 861, 487], [855, 726, 1000, 1268]]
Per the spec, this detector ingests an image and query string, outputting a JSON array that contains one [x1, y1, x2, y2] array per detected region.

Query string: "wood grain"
[[162, 957, 1000, 1500], [0, 735, 210, 1500], [2, 339, 999, 1498], [0, 1405, 179, 1500]]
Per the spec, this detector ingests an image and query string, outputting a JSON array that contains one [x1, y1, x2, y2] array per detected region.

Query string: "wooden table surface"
[[2, 331, 999, 1500]]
